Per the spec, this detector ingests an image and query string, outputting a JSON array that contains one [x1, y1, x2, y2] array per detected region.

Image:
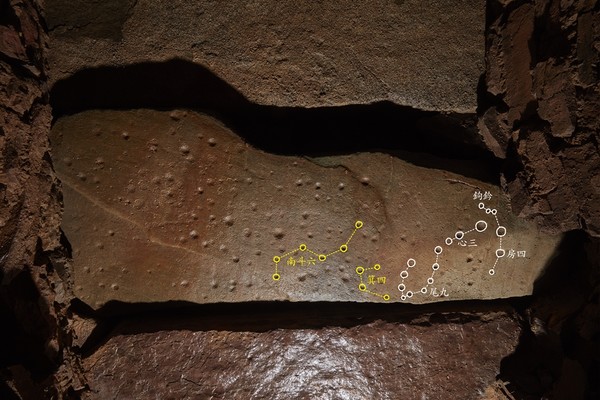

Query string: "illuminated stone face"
[[51, 109, 560, 309]]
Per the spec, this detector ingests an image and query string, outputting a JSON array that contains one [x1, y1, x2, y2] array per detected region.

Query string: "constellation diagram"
[[267, 192, 527, 302], [394, 198, 506, 301], [356, 191, 528, 302], [356, 264, 390, 301], [271, 220, 363, 281]]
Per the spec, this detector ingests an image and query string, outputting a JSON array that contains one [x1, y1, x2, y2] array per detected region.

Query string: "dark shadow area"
[[77, 297, 522, 358], [94, 297, 522, 323], [0, 379, 21, 400], [50, 59, 502, 181], [499, 231, 600, 399], [0, 271, 56, 376]]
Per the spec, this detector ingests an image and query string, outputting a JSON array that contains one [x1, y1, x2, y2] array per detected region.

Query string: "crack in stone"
[[61, 175, 207, 259]]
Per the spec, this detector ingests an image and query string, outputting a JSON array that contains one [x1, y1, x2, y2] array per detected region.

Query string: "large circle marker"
[[475, 220, 487, 232], [496, 226, 507, 237]]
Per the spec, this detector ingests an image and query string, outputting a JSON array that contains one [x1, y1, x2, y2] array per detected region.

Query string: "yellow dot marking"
[[355, 263, 391, 301], [281, 249, 298, 258], [364, 289, 387, 299], [271, 221, 363, 281], [345, 231, 357, 245]]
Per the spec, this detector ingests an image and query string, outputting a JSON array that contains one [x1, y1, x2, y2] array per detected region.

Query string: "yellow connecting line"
[[355, 264, 390, 301], [272, 220, 363, 281]]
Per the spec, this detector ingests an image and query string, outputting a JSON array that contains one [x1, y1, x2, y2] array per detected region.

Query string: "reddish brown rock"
[[0, 3, 57, 282], [83, 310, 521, 400], [481, 0, 600, 237], [487, 3, 536, 129], [46, 0, 485, 113], [0, 0, 84, 397]]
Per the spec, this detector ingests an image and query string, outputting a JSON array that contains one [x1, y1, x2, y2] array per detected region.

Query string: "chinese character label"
[[430, 287, 449, 297], [473, 190, 493, 200]]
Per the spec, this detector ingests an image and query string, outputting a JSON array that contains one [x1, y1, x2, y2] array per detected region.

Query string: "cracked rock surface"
[[480, 0, 600, 237], [0, 0, 85, 397], [82, 309, 520, 400]]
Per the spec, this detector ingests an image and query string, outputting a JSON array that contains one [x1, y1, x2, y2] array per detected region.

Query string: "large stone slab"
[[82, 311, 520, 400], [46, 0, 484, 113], [50, 109, 560, 308]]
